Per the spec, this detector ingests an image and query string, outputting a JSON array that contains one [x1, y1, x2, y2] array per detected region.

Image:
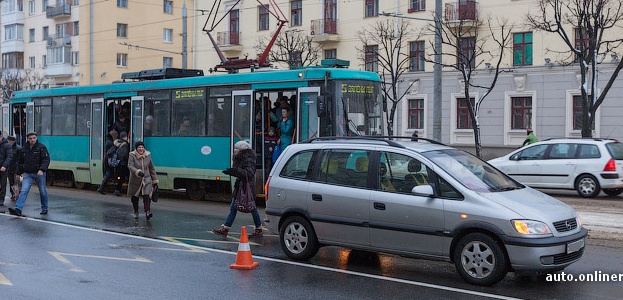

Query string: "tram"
[[4, 64, 384, 200]]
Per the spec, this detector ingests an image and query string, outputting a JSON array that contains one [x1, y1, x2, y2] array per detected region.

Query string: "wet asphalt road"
[[1, 186, 622, 299]]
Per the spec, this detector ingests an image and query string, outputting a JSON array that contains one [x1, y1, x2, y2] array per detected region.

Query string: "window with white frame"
[[74, 21, 79, 35], [42, 55, 47, 67], [43, 26, 49, 40], [117, 23, 128, 38], [409, 41, 425, 71], [42, 0, 47, 11], [325, 49, 336, 59], [572, 94, 595, 130], [163, 57, 172, 68], [29, 56, 35, 69], [164, 0, 173, 14], [457, 98, 475, 129], [117, 53, 127, 67], [29, 0, 35, 14], [2, 0, 23, 13], [29, 28, 35, 42], [163, 28, 172, 42], [511, 97, 532, 129], [72, 51, 79, 65], [4, 24, 24, 41], [47, 46, 70, 64], [408, 99, 424, 129]]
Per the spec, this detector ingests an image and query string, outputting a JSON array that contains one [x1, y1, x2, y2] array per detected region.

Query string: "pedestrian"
[[127, 141, 158, 220], [112, 112, 130, 135], [113, 132, 130, 196], [0, 131, 14, 207], [8, 132, 50, 216], [97, 130, 118, 194], [278, 106, 294, 150], [213, 141, 263, 238], [6, 135, 22, 202], [521, 129, 538, 147]]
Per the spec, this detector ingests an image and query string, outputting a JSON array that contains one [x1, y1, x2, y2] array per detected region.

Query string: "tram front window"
[[335, 80, 383, 136]]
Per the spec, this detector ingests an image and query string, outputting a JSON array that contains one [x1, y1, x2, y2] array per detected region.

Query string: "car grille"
[[553, 248, 584, 265], [553, 218, 578, 233]]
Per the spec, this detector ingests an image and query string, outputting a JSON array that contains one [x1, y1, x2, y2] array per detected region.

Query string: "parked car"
[[264, 137, 587, 286], [488, 138, 623, 198]]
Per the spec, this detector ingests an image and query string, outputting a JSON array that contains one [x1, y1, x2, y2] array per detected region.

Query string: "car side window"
[[378, 152, 430, 193], [548, 143, 578, 159], [279, 150, 316, 180], [517, 144, 548, 160], [316, 149, 370, 188], [578, 144, 601, 159]]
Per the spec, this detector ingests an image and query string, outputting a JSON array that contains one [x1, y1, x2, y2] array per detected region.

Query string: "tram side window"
[[172, 88, 206, 136], [208, 87, 233, 137], [140, 90, 171, 136], [34, 98, 52, 135], [76, 96, 91, 136], [52, 96, 77, 135]]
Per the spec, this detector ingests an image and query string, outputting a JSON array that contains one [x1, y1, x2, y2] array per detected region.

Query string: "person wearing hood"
[[127, 141, 158, 220], [212, 141, 263, 238], [521, 129, 538, 147]]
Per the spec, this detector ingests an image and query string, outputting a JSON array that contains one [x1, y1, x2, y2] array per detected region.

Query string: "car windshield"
[[422, 149, 524, 193], [606, 142, 623, 160]]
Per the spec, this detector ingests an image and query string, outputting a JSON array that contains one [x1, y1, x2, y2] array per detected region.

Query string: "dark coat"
[[9, 143, 22, 173], [104, 135, 115, 169], [19, 141, 50, 173], [127, 149, 158, 197], [0, 139, 14, 169], [228, 148, 256, 196], [113, 139, 130, 168]]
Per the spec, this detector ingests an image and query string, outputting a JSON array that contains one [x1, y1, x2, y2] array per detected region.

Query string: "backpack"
[[107, 144, 122, 167]]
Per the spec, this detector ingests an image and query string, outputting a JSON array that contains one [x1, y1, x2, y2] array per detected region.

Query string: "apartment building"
[[196, 0, 623, 154], [1, 0, 194, 87]]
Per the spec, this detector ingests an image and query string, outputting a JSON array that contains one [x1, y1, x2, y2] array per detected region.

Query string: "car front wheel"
[[279, 216, 319, 261], [575, 174, 601, 198], [454, 233, 508, 286], [603, 188, 623, 197]]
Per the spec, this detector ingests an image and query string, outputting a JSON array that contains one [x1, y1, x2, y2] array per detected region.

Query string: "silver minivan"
[[264, 137, 587, 286]]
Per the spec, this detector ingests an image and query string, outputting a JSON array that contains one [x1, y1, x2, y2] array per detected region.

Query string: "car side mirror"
[[412, 185, 434, 197]]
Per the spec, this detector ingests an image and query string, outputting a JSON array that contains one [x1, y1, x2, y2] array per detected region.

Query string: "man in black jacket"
[[8, 132, 50, 216], [0, 131, 13, 207], [6, 136, 21, 201]]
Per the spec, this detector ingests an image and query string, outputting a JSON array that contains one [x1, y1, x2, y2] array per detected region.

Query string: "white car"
[[488, 138, 623, 197]]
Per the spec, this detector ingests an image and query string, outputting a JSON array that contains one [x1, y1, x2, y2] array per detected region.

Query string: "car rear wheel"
[[603, 188, 623, 197], [280, 216, 319, 261], [454, 233, 508, 286], [575, 174, 600, 198]]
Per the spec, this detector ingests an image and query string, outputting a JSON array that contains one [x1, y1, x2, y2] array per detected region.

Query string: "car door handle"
[[312, 194, 322, 201], [373, 202, 385, 210]]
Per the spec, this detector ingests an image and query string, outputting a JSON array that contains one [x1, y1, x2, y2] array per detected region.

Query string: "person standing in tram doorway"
[[278, 106, 294, 150], [127, 141, 158, 220], [8, 132, 50, 216], [113, 132, 130, 196], [0, 131, 14, 207], [97, 130, 118, 194]]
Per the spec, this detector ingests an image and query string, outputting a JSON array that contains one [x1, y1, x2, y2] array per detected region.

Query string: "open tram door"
[[1, 103, 9, 140], [130, 96, 144, 148], [296, 87, 322, 142], [88, 98, 105, 185], [26, 102, 34, 138], [231, 90, 254, 193]]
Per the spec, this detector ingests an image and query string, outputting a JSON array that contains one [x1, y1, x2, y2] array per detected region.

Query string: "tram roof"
[[11, 68, 381, 102]]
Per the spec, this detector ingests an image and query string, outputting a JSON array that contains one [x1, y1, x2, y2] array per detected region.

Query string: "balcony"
[[310, 19, 340, 43], [444, 1, 478, 23], [45, 62, 72, 77], [46, 4, 71, 19], [46, 35, 71, 47], [216, 31, 243, 52]]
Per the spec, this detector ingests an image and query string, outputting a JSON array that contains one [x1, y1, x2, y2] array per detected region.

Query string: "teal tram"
[[5, 66, 383, 200]]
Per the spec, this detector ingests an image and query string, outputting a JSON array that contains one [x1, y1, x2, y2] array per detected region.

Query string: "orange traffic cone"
[[230, 226, 259, 270]]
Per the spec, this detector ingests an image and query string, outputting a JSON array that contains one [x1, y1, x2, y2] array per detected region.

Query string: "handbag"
[[235, 175, 257, 213], [272, 144, 282, 163], [151, 184, 159, 202]]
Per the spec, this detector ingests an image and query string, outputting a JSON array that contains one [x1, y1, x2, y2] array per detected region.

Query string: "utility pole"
[[182, 1, 188, 69], [433, 0, 442, 142], [89, 0, 94, 84]]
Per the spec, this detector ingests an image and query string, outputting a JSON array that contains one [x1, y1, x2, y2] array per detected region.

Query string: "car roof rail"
[[543, 137, 619, 142], [299, 136, 446, 147]]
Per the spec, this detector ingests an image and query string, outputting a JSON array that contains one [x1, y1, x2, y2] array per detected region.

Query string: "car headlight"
[[512, 220, 552, 235]]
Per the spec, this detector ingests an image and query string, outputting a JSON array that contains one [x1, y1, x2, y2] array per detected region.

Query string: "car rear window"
[[606, 142, 623, 160]]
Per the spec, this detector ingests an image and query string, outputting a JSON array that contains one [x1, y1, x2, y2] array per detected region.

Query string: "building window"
[[573, 95, 595, 130], [163, 57, 172, 68], [43, 26, 49, 40], [574, 28, 589, 63], [408, 99, 424, 129], [513, 32, 532, 66], [458, 36, 475, 68], [117, 23, 128, 38], [409, 41, 425, 71], [47, 46, 70, 64], [72, 51, 79, 65], [164, 0, 173, 14], [409, 0, 426, 12], [42, 55, 47, 68], [29, 0, 35, 14], [365, 0, 378, 17], [29, 28, 35, 42], [117, 53, 127, 67], [163, 29, 172, 42], [42, 0, 47, 12], [511, 97, 532, 129], [325, 49, 337, 59], [290, 1, 302, 26], [457, 98, 475, 129], [29, 56, 35, 69], [2, 52, 25, 69], [4, 24, 24, 41], [74, 21, 79, 36], [229, 9, 240, 44], [365, 45, 378, 72], [259, 5, 270, 31], [117, 0, 127, 8]]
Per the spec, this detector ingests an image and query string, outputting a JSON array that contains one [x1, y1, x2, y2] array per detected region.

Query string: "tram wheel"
[[186, 180, 206, 201], [74, 182, 89, 190]]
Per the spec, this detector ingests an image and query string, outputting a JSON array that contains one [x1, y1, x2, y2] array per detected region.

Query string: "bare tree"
[[527, 0, 623, 137], [256, 30, 322, 68], [0, 69, 26, 103], [357, 19, 418, 136], [23, 69, 49, 90], [427, 16, 512, 158]]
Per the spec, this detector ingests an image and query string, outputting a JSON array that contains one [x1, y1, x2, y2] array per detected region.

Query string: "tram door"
[[231, 90, 254, 189], [26, 102, 34, 136], [1, 104, 9, 139], [297, 87, 321, 141], [89, 98, 105, 184], [130, 96, 144, 148]]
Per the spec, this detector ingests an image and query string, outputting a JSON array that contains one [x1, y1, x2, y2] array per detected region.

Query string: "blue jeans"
[[16, 172, 49, 211], [223, 197, 262, 228]]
